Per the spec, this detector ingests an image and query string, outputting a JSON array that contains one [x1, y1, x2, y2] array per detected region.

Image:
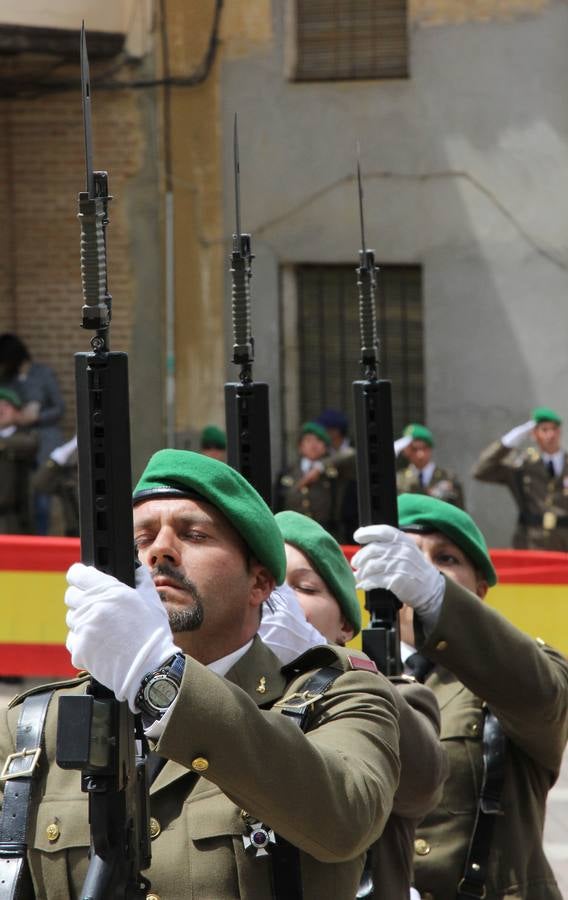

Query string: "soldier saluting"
[[396, 423, 465, 509], [473, 406, 568, 550]]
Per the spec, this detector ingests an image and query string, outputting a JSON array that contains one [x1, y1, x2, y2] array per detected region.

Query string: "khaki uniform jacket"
[[473, 440, 568, 550], [372, 678, 448, 900], [413, 578, 568, 899], [275, 461, 338, 532], [397, 465, 465, 509], [0, 638, 401, 900]]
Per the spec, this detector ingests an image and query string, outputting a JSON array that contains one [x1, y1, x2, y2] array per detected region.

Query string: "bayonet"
[[234, 113, 241, 242], [80, 22, 94, 199]]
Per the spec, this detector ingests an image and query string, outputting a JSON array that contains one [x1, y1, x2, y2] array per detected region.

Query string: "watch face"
[[146, 675, 178, 710]]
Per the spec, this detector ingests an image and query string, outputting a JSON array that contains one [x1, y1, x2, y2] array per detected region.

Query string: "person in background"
[[396, 423, 465, 509], [315, 408, 359, 543], [199, 424, 227, 462], [0, 333, 64, 534], [272, 509, 447, 900], [353, 494, 568, 899], [32, 435, 79, 536], [275, 421, 339, 533], [473, 406, 568, 550], [0, 387, 38, 534]]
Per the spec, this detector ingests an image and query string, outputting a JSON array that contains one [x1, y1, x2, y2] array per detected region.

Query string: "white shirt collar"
[[411, 460, 436, 486], [207, 639, 254, 677], [541, 450, 564, 477], [0, 426, 16, 438]]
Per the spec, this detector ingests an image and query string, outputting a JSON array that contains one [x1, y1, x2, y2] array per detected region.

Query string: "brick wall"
[[0, 64, 146, 440]]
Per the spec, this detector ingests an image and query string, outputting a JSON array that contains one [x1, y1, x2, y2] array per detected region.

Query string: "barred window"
[[290, 263, 423, 444], [289, 0, 408, 82]]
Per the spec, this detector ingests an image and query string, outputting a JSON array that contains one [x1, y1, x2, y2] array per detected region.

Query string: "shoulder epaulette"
[[8, 672, 90, 710], [281, 644, 378, 680]]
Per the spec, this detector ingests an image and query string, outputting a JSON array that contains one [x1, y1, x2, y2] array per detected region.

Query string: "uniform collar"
[[411, 460, 436, 486]]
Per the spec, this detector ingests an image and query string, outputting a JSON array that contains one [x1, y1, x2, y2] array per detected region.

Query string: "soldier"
[[397, 424, 465, 509], [0, 449, 402, 899], [274, 509, 448, 900], [0, 387, 38, 534], [473, 406, 568, 550], [315, 409, 359, 543], [199, 423, 227, 462], [275, 421, 339, 533], [352, 494, 568, 900]]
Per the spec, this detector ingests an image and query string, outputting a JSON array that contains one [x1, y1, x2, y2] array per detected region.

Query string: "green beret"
[[200, 424, 227, 449], [531, 406, 562, 426], [398, 493, 497, 587], [403, 423, 434, 447], [0, 388, 22, 408], [301, 421, 331, 446], [275, 510, 361, 635], [133, 449, 285, 583]]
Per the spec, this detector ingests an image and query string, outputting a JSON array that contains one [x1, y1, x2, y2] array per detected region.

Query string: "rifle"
[[352, 152, 402, 676], [224, 114, 272, 505], [55, 25, 151, 899]]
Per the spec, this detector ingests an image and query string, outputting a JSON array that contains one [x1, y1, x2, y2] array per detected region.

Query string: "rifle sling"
[[0, 691, 54, 899], [457, 708, 507, 899]]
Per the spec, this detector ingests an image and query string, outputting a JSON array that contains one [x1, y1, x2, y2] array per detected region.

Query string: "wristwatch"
[[135, 653, 186, 723]]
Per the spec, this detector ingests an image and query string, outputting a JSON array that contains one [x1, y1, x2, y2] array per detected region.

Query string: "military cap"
[[133, 449, 286, 583], [398, 493, 497, 587], [316, 408, 349, 435], [301, 421, 331, 445], [403, 423, 434, 447], [0, 388, 23, 408], [200, 424, 227, 450], [531, 406, 562, 426], [275, 510, 361, 634]]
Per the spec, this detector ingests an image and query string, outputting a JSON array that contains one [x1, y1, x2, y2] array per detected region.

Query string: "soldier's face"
[[284, 543, 355, 645], [406, 440, 432, 470], [133, 496, 274, 664], [299, 433, 328, 460], [533, 422, 562, 455], [407, 531, 488, 599]]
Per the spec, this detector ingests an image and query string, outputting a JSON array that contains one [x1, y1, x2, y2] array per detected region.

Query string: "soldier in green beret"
[[273, 510, 447, 900], [396, 423, 465, 509], [0, 449, 402, 899], [275, 421, 341, 534], [200, 423, 227, 461], [352, 494, 568, 900], [0, 386, 38, 534], [473, 406, 568, 550]]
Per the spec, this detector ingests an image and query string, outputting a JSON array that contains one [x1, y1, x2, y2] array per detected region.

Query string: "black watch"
[[135, 652, 185, 723]]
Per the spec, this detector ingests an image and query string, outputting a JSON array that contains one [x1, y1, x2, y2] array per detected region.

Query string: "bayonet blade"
[[80, 22, 95, 199], [356, 144, 366, 255], [234, 113, 241, 240]]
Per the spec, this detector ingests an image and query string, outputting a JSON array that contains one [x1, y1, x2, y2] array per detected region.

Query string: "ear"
[[337, 614, 355, 646], [476, 580, 489, 600], [249, 562, 276, 608]]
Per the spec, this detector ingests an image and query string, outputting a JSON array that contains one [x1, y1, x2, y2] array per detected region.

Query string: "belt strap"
[[0, 691, 54, 899], [457, 709, 507, 899], [269, 666, 345, 900]]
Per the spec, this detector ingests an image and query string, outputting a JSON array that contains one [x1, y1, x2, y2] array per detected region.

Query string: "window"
[[288, 0, 408, 82], [283, 263, 423, 453]]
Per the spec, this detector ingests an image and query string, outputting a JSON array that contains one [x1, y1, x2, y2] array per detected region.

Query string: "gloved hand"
[[352, 525, 445, 634], [501, 420, 535, 449], [66, 563, 178, 712], [259, 582, 326, 664], [394, 434, 413, 457]]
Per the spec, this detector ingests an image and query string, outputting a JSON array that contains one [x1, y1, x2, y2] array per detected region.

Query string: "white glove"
[[394, 434, 413, 456], [50, 435, 78, 466], [66, 563, 178, 712], [501, 420, 535, 449], [352, 525, 445, 635], [259, 582, 326, 664]]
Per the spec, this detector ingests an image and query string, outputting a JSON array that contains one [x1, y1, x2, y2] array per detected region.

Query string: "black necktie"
[[546, 459, 555, 479], [405, 652, 435, 683], [418, 471, 424, 489]]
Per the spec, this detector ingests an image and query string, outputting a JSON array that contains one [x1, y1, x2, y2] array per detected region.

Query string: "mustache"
[[151, 563, 199, 598]]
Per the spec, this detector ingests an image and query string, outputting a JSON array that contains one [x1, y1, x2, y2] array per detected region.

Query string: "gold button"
[[435, 640, 448, 651], [191, 756, 209, 773], [240, 809, 249, 819], [46, 823, 60, 842], [536, 637, 546, 647], [468, 721, 479, 736], [147, 894, 161, 900], [149, 817, 161, 839], [415, 838, 431, 856]]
